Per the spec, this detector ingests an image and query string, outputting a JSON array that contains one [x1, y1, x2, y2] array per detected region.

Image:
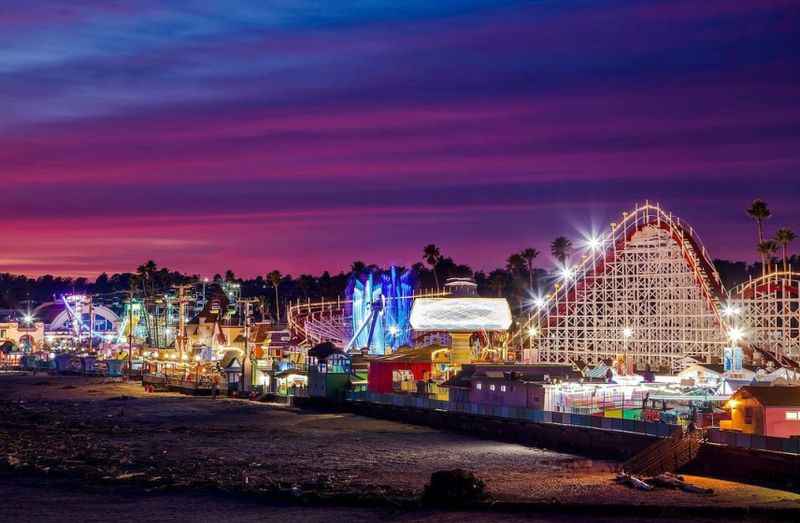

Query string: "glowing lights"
[[721, 303, 741, 318], [622, 327, 634, 339], [23, 314, 34, 324], [585, 235, 602, 252], [559, 266, 575, 281], [528, 326, 539, 337], [727, 326, 746, 344], [388, 325, 400, 336], [410, 298, 513, 332]]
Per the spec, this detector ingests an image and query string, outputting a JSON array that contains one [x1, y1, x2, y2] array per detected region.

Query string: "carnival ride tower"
[[345, 266, 415, 354]]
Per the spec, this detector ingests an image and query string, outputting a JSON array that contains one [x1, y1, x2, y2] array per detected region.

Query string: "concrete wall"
[[346, 400, 656, 461]]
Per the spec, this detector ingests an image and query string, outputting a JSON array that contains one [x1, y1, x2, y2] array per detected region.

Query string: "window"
[[476, 382, 482, 390], [500, 385, 507, 392], [787, 412, 800, 421], [489, 384, 496, 391], [744, 407, 753, 425]]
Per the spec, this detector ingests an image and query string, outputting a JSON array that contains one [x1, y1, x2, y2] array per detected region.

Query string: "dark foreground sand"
[[1, 374, 800, 521]]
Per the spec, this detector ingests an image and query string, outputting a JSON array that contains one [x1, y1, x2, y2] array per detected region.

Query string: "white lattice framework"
[[729, 271, 800, 363], [523, 203, 728, 372], [287, 290, 448, 348]]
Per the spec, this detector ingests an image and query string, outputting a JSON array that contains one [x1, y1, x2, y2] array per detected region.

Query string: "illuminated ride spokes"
[[728, 271, 800, 364], [520, 202, 728, 373]]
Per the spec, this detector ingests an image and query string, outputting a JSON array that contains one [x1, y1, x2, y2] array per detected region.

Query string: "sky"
[[1, 0, 799, 278]]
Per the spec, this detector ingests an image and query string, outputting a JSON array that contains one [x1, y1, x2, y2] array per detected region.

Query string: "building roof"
[[308, 341, 342, 361], [410, 298, 512, 332], [735, 385, 800, 407], [373, 344, 446, 363], [443, 363, 579, 388]]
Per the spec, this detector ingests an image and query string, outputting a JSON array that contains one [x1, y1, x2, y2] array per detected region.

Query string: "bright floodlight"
[[721, 303, 741, 317], [586, 236, 602, 251], [534, 296, 547, 308], [622, 327, 634, 338], [23, 314, 34, 324], [528, 326, 539, 337], [388, 325, 400, 336], [728, 326, 746, 344], [560, 266, 575, 280], [410, 298, 512, 332]]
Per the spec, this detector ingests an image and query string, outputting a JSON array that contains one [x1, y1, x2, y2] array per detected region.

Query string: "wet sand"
[[1, 374, 800, 521]]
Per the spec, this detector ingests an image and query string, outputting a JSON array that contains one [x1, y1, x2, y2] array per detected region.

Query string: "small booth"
[[274, 368, 307, 396]]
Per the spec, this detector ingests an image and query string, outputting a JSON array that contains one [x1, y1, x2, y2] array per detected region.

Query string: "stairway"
[[623, 428, 702, 476]]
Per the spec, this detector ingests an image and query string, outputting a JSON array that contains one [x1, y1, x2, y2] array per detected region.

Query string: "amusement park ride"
[[289, 202, 799, 374]]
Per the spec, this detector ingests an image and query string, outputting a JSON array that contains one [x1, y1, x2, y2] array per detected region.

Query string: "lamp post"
[[622, 327, 633, 375]]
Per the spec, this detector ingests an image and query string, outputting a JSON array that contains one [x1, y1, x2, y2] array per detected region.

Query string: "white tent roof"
[[410, 298, 512, 332]]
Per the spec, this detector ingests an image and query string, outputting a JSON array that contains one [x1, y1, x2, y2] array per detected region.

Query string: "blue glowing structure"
[[346, 266, 415, 354]]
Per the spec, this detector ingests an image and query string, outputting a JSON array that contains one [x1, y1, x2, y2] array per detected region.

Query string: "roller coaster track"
[[517, 202, 729, 371], [287, 290, 447, 349], [729, 271, 800, 368]]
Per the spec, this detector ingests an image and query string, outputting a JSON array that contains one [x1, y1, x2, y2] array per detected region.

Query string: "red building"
[[367, 345, 449, 394]]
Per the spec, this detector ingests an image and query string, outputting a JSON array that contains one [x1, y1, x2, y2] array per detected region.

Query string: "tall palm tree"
[[775, 228, 797, 272], [423, 244, 442, 291], [488, 271, 507, 297], [350, 261, 366, 275], [520, 248, 539, 290], [136, 260, 157, 297], [550, 237, 573, 266], [267, 270, 282, 324], [506, 253, 526, 275], [757, 240, 779, 276], [746, 199, 772, 270]]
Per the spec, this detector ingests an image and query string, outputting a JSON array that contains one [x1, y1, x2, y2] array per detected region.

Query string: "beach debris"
[[422, 469, 487, 506], [615, 472, 713, 495]]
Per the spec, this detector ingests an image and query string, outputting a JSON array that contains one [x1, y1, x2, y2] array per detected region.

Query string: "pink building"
[[721, 386, 800, 438], [445, 364, 579, 409]]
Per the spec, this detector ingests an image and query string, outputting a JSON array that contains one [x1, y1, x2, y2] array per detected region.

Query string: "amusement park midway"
[[2, 200, 800, 521]]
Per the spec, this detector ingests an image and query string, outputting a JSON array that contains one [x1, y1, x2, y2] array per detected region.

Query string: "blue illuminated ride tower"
[[345, 266, 415, 354]]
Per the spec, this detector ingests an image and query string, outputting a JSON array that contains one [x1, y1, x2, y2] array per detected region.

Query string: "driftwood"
[[615, 472, 713, 495]]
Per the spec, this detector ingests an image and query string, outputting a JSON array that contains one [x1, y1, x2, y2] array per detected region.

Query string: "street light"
[[727, 326, 746, 344], [721, 303, 741, 318], [585, 235, 602, 252]]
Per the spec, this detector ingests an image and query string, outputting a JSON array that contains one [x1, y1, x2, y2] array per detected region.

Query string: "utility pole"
[[240, 298, 259, 395], [87, 295, 94, 354], [174, 285, 193, 357], [126, 292, 134, 380]]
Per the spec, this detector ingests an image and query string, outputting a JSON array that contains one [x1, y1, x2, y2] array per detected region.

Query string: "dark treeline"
[[2, 249, 795, 314]]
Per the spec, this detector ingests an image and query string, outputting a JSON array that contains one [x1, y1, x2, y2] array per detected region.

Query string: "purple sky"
[[1, 0, 799, 278]]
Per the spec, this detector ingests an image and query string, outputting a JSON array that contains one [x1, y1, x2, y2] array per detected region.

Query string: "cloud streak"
[[1, 0, 799, 277]]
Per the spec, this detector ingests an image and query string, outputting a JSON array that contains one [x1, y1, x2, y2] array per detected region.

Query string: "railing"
[[347, 391, 678, 438], [708, 428, 800, 455]]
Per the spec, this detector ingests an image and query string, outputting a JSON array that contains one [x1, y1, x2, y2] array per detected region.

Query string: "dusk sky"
[[2, 0, 799, 278]]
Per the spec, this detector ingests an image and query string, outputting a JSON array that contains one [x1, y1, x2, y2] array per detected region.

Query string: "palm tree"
[[775, 228, 797, 272], [506, 253, 526, 275], [267, 270, 282, 324], [520, 248, 539, 290], [550, 237, 573, 265], [488, 271, 507, 297], [746, 199, 772, 270], [350, 261, 366, 275], [136, 260, 157, 297], [423, 244, 442, 291], [757, 240, 779, 275]]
